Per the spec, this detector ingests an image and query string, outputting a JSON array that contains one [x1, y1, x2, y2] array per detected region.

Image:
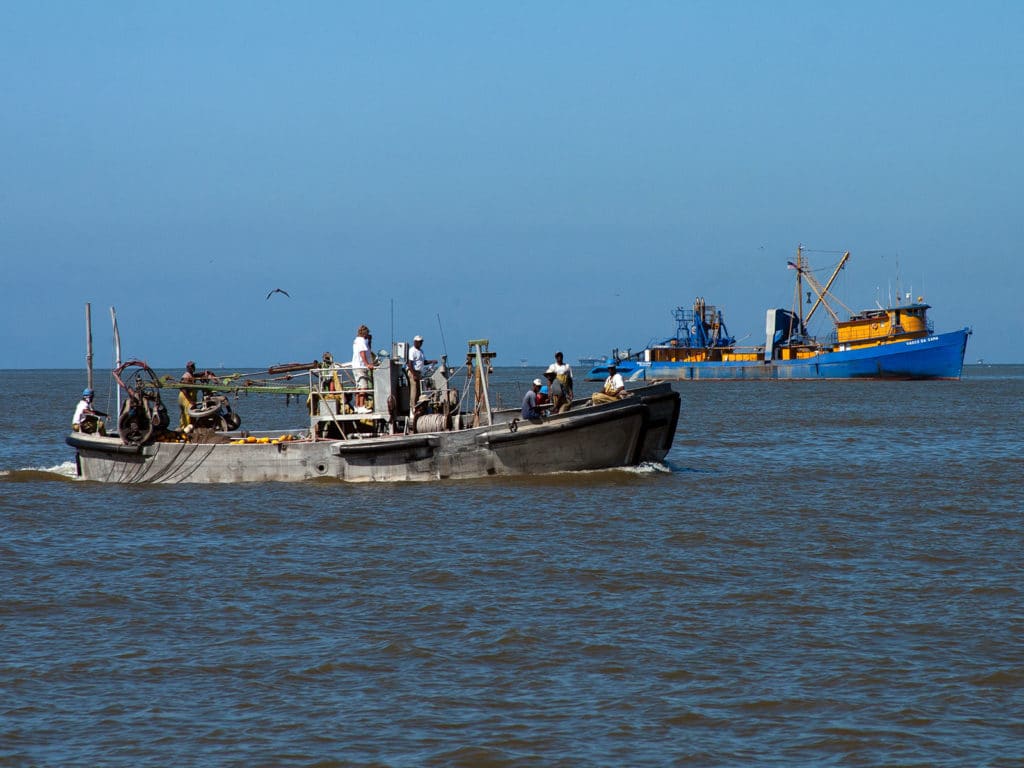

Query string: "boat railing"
[[641, 340, 767, 366], [307, 364, 387, 439], [310, 364, 378, 403]]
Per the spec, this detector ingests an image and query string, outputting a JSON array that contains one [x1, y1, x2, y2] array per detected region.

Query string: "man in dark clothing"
[[521, 378, 544, 419], [545, 367, 569, 413]]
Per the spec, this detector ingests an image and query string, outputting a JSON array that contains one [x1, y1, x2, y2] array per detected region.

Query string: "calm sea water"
[[1, 366, 1022, 767]]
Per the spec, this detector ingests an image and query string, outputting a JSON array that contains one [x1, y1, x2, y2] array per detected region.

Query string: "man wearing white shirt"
[[407, 334, 437, 416], [591, 362, 626, 405], [551, 351, 574, 402], [351, 324, 374, 411], [72, 388, 107, 434]]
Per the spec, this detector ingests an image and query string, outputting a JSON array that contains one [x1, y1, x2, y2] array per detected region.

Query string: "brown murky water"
[[2, 366, 1021, 766]]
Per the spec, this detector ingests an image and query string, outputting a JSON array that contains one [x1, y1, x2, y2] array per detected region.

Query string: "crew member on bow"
[[72, 388, 108, 435]]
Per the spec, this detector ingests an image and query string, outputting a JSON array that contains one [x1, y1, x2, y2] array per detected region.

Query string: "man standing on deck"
[[178, 361, 218, 430], [407, 334, 437, 416], [552, 351, 574, 402], [352, 325, 375, 412]]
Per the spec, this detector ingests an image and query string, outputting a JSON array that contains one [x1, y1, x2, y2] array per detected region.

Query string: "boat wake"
[[0, 461, 79, 482], [622, 461, 672, 475]]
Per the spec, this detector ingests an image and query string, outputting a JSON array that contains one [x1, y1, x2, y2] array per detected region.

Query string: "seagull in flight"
[[266, 288, 291, 300]]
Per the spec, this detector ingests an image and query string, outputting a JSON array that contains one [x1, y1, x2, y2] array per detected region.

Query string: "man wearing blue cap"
[[72, 388, 107, 435]]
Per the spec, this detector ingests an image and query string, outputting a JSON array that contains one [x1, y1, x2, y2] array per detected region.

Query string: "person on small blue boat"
[[591, 362, 626, 405], [521, 378, 545, 419]]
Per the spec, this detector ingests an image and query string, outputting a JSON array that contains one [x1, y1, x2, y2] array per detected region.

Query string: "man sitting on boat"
[[521, 378, 545, 420], [72, 388, 107, 435], [545, 366, 570, 413], [591, 362, 626, 405]]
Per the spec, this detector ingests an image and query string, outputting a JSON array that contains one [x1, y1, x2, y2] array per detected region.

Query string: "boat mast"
[[468, 339, 493, 426], [85, 303, 94, 391], [803, 251, 851, 325], [795, 246, 804, 332], [111, 306, 122, 421], [789, 247, 853, 327]]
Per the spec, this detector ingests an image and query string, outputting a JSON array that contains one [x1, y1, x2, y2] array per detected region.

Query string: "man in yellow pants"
[[590, 362, 627, 405]]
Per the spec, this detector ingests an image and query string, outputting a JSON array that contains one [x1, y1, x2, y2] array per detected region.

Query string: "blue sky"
[[2, 1, 1022, 369]]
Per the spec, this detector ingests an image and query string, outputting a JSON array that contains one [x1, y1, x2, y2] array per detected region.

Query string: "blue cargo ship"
[[587, 247, 972, 382]]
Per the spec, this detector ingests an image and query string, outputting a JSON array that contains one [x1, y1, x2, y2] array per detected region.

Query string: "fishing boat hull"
[[67, 390, 676, 484], [591, 328, 971, 382], [631, 382, 681, 461], [489, 382, 680, 463]]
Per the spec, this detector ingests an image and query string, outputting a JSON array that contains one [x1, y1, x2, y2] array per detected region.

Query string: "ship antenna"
[[436, 313, 448, 358], [895, 252, 902, 305]]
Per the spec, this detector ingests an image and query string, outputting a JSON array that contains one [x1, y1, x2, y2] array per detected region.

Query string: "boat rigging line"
[[436, 313, 449, 359]]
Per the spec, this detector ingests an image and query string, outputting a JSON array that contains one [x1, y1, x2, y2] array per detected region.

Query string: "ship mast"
[[795, 246, 805, 331], [803, 251, 851, 324], [789, 247, 853, 327]]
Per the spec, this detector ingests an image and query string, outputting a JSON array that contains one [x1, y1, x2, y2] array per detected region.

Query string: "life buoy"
[[871, 322, 879, 331]]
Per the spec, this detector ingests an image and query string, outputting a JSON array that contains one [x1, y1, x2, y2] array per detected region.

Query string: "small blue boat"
[[587, 247, 972, 382]]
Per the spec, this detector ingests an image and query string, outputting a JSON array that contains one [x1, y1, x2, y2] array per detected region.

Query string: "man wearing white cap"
[[521, 378, 545, 420], [407, 334, 437, 416]]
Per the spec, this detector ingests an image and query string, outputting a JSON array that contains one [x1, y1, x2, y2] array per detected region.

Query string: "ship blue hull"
[[591, 328, 971, 382]]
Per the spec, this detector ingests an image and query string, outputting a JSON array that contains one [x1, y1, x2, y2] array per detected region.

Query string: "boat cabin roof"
[[846, 302, 930, 323]]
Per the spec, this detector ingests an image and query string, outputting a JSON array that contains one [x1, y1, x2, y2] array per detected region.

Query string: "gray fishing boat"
[[67, 339, 680, 484]]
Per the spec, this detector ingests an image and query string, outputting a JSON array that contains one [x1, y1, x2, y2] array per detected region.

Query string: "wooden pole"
[[85, 303, 94, 390], [111, 306, 121, 418], [473, 341, 492, 426]]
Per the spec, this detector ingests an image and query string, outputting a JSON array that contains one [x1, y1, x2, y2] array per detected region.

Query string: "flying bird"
[[266, 288, 291, 300]]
